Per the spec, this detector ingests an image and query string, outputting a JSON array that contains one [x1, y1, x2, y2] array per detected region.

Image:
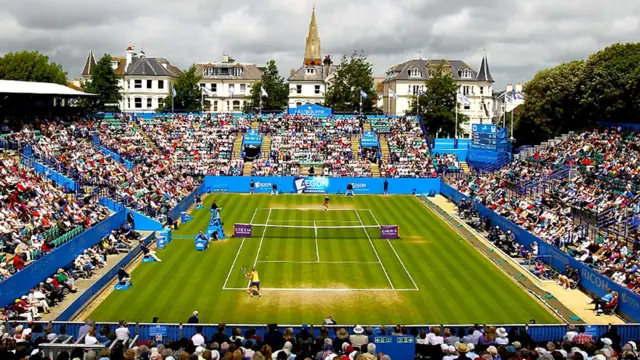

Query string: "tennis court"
[[88, 194, 559, 324], [222, 208, 418, 291]]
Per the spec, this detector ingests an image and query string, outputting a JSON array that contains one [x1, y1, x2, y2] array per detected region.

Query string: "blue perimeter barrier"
[[202, 176, 441, 195], [7, 322, 640, 349], [0, 211, 127, 306], [98, 146, 133, 170], [56, 232, 155, 320], [22, 158, 78, 192], [440, 183, 640, 322]]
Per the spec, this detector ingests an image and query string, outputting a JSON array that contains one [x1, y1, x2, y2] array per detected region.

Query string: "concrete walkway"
[[427, 195, 625, 325]]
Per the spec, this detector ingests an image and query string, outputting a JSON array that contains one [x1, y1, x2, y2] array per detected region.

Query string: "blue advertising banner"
[[243, 135, 262, 146], [203, 176, 440, 195], [288, 103, 332, 117], [440, 183, 640, 322]]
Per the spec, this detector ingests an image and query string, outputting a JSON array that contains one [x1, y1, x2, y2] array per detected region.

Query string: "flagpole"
[[511, 105, 514, 140], [417, 90, 420, 119], [455, 94, 458, 139], [359, 93, 362, 115]]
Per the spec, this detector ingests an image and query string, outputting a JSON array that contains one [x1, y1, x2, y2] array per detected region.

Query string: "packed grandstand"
[[3, 114, 640, 360]]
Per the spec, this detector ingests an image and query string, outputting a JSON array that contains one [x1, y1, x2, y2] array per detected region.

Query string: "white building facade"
[[195, 55, 263, 113], [382, 56, 495, 137], [81, 46, 181, 112]]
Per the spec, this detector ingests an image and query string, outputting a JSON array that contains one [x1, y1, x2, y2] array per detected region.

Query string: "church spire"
[[304, 6, 322, 65]]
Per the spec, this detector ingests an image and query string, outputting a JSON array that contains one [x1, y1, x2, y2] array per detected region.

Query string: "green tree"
[[82, 54, 121, 111], [324, 52, 377, 112], [407, 65, 468, 138], [0, 50, 67, 84], [159, 65, 202, 112], [578, 43, 640, 124], [245, 60, 289, 112], [514, 60, 585, 144]]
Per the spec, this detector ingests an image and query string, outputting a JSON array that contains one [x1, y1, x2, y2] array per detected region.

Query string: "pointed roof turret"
[[304, 6, 322, 65], [81, 49, 97, 77], [476, 51, 494, 82]]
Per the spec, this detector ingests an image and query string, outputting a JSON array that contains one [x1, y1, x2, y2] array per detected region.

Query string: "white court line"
[[223, 287, 418, 292], [355, 209, 394, 289], [222, 208, 257, 290], [247, 208, 272, 288], [367, 209, 381, 226], [314, 221, 319, 262], [367, 208, 419, 290], [257, 260, 380, 264], [257, 208, 371, 211]]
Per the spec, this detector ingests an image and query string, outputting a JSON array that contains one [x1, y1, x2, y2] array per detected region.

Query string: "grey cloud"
[[0, 0, 638, 88]]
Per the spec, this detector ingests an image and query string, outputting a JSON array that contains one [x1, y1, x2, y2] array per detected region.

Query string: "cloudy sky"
[[0, 0, 638, 88]]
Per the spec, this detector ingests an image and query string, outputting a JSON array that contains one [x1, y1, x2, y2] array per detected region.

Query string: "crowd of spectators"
[[380, 117, 437, 178], [1, 323, 638, 360], [0, 158, 111, 280], [255, 115, 370, 177], [449, 127, 640, 292]]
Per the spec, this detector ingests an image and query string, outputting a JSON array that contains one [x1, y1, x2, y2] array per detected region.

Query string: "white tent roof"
[[0, 80, 96, 96]]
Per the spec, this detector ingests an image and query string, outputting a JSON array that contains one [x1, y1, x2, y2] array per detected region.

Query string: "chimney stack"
[[125, 45, 135, 68], [515, 83, 523, 93], [506, 83, 513, 93]]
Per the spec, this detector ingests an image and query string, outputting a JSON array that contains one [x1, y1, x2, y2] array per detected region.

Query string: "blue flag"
[[360, 89, 368, 99], [172, 87, 177, 98]]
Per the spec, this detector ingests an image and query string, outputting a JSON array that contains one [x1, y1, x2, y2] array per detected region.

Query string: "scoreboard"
[[471, 124, 498, 150]]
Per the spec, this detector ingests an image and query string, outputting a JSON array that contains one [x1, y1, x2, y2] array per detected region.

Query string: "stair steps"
[[251, 121, 259, 130], [460, 161, 471, 174], [363, 123, 371, 131], [370, 163, 380, 178], [351, 136, 360, 159], [379, 135, 390, 161], [261, 136, 271, 159], [232, 135, 244, 160], [243, 163, 252, 176], [135, 124, 161, 154]]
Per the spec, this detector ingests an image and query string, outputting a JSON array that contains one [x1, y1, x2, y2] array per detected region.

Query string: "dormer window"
[[409, 68, 422, 78], [111, 61, 118, 70], [461, 69, 471, 79], [306, 68, 315, 75]]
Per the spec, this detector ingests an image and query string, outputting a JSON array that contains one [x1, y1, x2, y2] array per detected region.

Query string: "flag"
[[481, 96, 490, 117], [457, 93, 470, 106], [261, 87, 268, 97], [360, 89, 368, 99], [389, 89, 398, 100], [505, 94, 514, 103], [514, 91, 525, 100], [172, 87, 177, 98], [229, 87, 235, 95], [418, 88, 424, 96], [201, 87, 214, 96]]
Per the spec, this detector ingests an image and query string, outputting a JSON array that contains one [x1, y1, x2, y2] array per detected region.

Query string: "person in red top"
[[13, 254, 25, 271], [571, 326, 593, 345]]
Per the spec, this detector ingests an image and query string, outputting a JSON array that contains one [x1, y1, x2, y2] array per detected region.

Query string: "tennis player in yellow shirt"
[[247, 267, 261, 297]]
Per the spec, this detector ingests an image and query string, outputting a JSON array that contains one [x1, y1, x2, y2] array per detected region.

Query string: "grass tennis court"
[[89, 194, 558, 324]]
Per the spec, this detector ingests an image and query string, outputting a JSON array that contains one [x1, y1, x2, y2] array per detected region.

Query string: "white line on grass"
[[222, 208, 257, 290], [355, 210, 395, 289], [258, 208, 370, 211], [367, 208, 418, 290], [248, 208, 271, 288], [223, 287, 419, 292], [268, 220, 361, 223], [257, 260, 380, 264], [314, 221, 319, 262]]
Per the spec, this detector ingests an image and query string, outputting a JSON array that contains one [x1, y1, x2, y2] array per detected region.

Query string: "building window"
[[134, 80, 142, 89], [147, 98, 153, 108], [306, 68, 315, 75], [229, 84, 235, 94], [240, 84, 246, 93], [227, 101, 230, 110], [461, 69, 471, 79], [296, 85, 302, 94], [232, 100, 241, 111], [211, 83, 217, 92], [462, 86, 470, 95], [158, 80, 164, 89], [111, 61, 118, 69], [213, 101, 218, 112], [314, 85, 321, 94], [464, 103, 471, 110], [480, 87, 484, 95], [127, 97, 130, 108], [158, 98, 163, 108], [296, 102, 302, 107], [409, 68, 422, 78], [147, 80, 152, 89], [127, 80, 130, 90], [134, 98, 142, 108]]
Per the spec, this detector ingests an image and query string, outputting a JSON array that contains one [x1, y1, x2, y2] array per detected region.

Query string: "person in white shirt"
[[191, 326, 206, 346], [85, 327, 99, 345], [115, 321, 130, 343]]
